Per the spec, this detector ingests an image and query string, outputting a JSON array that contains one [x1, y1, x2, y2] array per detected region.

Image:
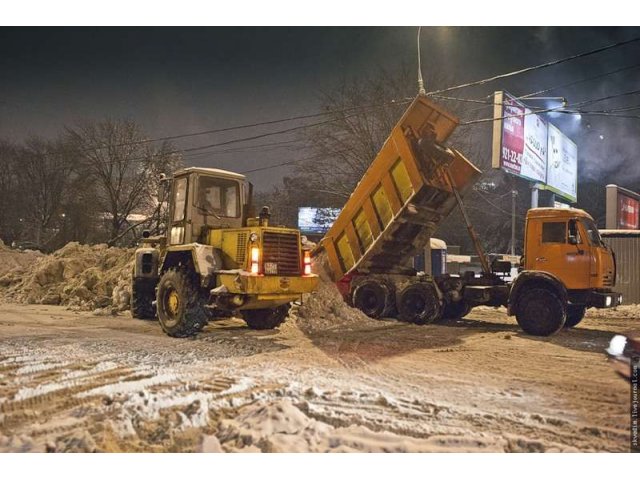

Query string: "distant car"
[[11, 241, 43, 252]]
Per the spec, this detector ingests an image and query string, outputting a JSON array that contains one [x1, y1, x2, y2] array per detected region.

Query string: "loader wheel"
[[242, 304, 290, 330], [564, 305, 587, 328], [442, 300, 471, 320], [156, 268, 208, 338], [352, 279, 395, 319], [515, 287, 565, 336], [396, 283, 442, 325], [131, 277, 157, 320]]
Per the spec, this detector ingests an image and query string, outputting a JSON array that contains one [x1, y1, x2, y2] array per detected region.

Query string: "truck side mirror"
[[567, 219, 580, 245]]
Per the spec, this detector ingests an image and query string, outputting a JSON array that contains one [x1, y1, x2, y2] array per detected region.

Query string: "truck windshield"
[[580, 218, 605, 247], [197, 176, 240, 218]]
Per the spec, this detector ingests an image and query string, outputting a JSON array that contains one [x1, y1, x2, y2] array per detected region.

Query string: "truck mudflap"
[[589, 291, 623, 309]]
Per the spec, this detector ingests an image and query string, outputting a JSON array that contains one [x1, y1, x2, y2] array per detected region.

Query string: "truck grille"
[[603, 270, 614, 287], [262, 232, 301, 276]]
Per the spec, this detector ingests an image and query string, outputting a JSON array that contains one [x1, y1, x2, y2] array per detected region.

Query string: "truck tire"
[[352, 279, 395, 319], [131, 278, 156, 320], [396, 283, 442, 325], [515, 287, 566, 336], [442, 300, 471, 320], [156, 268, 208, 338], [242, 304, 290, 330], [564, 305, 587, 328]]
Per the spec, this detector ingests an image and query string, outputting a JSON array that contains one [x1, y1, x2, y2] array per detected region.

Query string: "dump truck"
[[317, 95, 621, 336], [131, 167, 318, 337]]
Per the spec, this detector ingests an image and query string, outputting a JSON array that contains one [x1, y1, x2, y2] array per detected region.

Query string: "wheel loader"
[[131, 167, 318, 337]]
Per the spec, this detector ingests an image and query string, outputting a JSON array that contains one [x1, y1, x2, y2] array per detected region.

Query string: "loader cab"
[[523, 208, 615, 290], [167, 167, 253, 245]]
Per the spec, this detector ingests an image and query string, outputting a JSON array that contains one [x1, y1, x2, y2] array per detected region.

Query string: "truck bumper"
[[588, 291, 623, 309], [216, 272, 319, 310]]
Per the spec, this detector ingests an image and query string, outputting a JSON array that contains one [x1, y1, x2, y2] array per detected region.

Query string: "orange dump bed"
[[319, 95, 482, 281]]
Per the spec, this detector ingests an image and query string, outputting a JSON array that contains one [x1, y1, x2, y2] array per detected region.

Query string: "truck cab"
[[132, 167, 318, 337], [508, 207, 622, 335]]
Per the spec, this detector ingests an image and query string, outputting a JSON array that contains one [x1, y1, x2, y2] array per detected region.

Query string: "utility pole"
[[511, 189, 517, 256], [531, 183, 539, 208]]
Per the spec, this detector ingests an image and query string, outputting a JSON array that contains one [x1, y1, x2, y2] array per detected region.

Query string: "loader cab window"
[[197, 176, 240, 218], [541, 221, 566, 243], [172, 177, 188, 222]]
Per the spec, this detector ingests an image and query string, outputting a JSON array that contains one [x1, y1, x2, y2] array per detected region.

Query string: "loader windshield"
[[197, 176, 240, 218]]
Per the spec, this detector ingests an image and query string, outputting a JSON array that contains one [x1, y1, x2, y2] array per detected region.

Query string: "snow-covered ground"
[[0, 301, 636, 452]]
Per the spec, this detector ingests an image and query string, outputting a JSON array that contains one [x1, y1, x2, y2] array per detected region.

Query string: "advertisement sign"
[[498, 93, 547, 184], [606, 185, 640, 230], [618, 193, 639, 229], [298, 207, 341, 234], [546, 123, 578, 203], [492, 91, 579, 203]]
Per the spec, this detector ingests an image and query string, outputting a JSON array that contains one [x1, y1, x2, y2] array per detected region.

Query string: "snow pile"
[[295, 252, 377, 333], [0, 245, 43, 279], [215, 398, 494, 452], [0, 242, 134, 313], [586, 304, 640, 319]]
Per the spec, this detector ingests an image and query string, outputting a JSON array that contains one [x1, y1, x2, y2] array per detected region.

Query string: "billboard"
[[297, 207, 341, 235], [494, 92, 547, 184], [546, 123, 578, 203], [492, 91, 578, 202], [618, 193, 639, 229], [606, 185, 640, 230]]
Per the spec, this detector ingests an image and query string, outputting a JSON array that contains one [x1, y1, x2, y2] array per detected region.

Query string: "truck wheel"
[[564, 305, 587, 328], [352, 279, 394, 319], [396, 283, 442, 325], [242, 304, 290, 330], [131, 278, 156, 320], [515, 287, 566, 336], [156, 268, 208, 338], [442, 300, 471, 320]]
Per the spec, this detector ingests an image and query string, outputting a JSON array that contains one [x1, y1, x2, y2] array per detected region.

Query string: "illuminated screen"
[[297, 207, 341, 234]]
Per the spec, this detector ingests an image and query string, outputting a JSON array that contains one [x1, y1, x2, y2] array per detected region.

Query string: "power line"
[[168, 104, 407, 157], [519, 62, 640, 99], [432, 61, 640, 120], [26, 98, 412, 164], [239, 149, 351, 174], [559, 111, 640, 120], [425, 36, 640, 97], [570, 88, 640, 109], [460, 88, 640, 125], [474, 190, 526, 219]]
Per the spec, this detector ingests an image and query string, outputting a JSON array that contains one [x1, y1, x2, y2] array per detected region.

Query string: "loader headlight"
[[303, 250, 312, 276], [250, 232, 258, 243], [605, 296, 612, 307], [250, 246, 260, 275]]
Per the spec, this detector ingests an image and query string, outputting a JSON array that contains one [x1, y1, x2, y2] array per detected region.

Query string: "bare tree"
[[297, 67, 420, 201], [0, 141, 19, 243], [65, 119, 181, 245], [10, 137, 77, 248]]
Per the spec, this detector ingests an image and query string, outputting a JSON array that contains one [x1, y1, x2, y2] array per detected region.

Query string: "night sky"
[[1, 27, 640, 191]]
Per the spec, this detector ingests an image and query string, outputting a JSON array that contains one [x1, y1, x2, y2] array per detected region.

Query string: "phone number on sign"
[[502, 147, 522, 165]]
